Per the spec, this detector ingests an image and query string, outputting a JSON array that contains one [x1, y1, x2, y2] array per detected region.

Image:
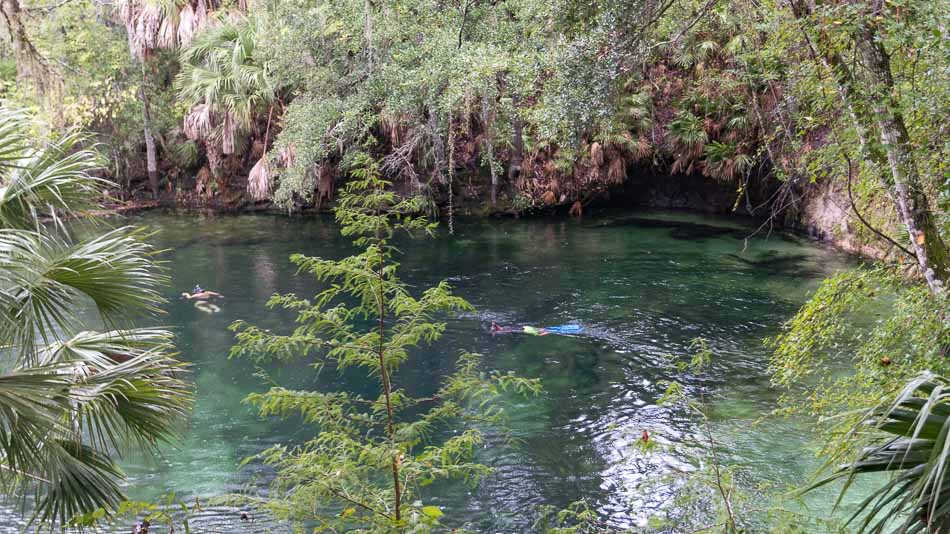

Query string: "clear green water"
[[1, 210, 859, 532]]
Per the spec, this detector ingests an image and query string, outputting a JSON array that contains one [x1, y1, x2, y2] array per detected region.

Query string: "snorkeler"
[[490, 321, 550, 336], [182, 285, 223, 313], [182, 285, 223, 300]]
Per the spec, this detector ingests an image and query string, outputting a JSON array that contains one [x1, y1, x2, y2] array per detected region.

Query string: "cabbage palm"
[[176, 13, 276, 196], [809, 371, 950, 533], [119, 0, 221, 60], [0, 107, 191, 528], [119, 0, 225, 198]]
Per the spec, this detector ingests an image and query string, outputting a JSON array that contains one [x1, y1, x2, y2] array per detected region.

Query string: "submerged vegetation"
[[0, 0, 947, 531]]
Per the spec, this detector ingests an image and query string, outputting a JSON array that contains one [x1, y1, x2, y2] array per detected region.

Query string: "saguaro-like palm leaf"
[[808, 372, 950, 533]]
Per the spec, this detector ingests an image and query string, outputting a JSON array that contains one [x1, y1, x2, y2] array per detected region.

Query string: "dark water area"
[[0, 210, 858, 532]]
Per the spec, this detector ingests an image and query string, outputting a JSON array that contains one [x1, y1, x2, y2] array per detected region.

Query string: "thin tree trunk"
[[788, 0, 949, 293], [140, 64, 159, 200], [363, 0, 374, 66], [375, 247, 400, 522], [509, 104, 524, 182], [853, 26, 949, 293]]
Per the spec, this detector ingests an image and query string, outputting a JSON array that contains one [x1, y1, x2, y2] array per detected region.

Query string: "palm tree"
[[120, 0, 220, 60], [807, 371, 950, 533], [0, 107, 191, 528], [176, 12, 276, 199], [118, 0, 224, 199]]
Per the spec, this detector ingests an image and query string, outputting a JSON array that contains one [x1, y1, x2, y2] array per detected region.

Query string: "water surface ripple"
[[1, 211, 854, 532]]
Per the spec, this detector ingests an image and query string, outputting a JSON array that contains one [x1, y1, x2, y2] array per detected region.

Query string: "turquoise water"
[[0, 210, 857, 532]]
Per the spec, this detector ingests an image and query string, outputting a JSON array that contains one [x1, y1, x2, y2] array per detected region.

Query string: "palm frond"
[[0, 227, 168, 363], [0, 328, 191, 527], [0, 109, 31, 169], [806, 372, 950, 533], [248, 155, 271, 201], [669, 111, 708, 155], [0, 107, 191, 530], [175, 12, 274, 154], [0, 111, 108, 230]]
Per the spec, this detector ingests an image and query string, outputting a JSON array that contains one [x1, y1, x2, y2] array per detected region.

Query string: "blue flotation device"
[[545, 324, 584, 334]]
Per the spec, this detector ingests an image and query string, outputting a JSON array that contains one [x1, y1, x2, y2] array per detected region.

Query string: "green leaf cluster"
[[231, 153, 540, 532], [0, 107, 192, 529]]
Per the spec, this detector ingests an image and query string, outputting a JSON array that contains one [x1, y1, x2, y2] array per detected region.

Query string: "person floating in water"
[[182, 285, 222, 300], [491, 321, 550, 336], [182, 285, 223, 313]]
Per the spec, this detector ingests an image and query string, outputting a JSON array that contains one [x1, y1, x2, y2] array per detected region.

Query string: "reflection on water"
[[0, 210, 857, 532]]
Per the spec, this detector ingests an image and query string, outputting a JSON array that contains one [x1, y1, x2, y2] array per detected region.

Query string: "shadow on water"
[[587, 215, 748, 239], [0, 209, 859, 533]]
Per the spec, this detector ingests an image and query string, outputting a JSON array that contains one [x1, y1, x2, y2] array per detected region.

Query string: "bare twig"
[[650, 0, 721, 49], [844, 153, 914, 258]]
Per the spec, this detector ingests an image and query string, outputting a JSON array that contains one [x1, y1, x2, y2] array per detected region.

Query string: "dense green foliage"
[[3, 0, 947, 256], [230, 155, 540, 531], [771, 267, 948, 421], [1, 0, 949, 529], [0, 108, 191, 528]]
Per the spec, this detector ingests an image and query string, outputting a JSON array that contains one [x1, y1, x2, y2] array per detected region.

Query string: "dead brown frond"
[[690, 140, 705, 158], [703, 117, 722, 137], [315, 163, 335, 206], [634, 136, 652, 161], [157, 5, 179, 48], [278, 143, 297, 167], [119, 0, 133, 25], [607, 157, 626, 184], [183, 104, 212, 140], [247, 155, 271, 201], [177, 3, 197, 46], [671, 156, 689, 175], [590, 142, 604, 167], [195, 0, 209, 28], [379, 111, 403, 146], [138, 2, 161, 53]]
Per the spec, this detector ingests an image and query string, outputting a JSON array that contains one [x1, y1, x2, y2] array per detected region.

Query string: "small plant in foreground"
[[230, 153, 541, 532], [806, 371, 950, 533]]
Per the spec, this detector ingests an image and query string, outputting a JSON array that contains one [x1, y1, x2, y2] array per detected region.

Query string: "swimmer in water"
[[182, 285, 223, 313], [490, 321, 549, 336], [182, 285, 222, 300]]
